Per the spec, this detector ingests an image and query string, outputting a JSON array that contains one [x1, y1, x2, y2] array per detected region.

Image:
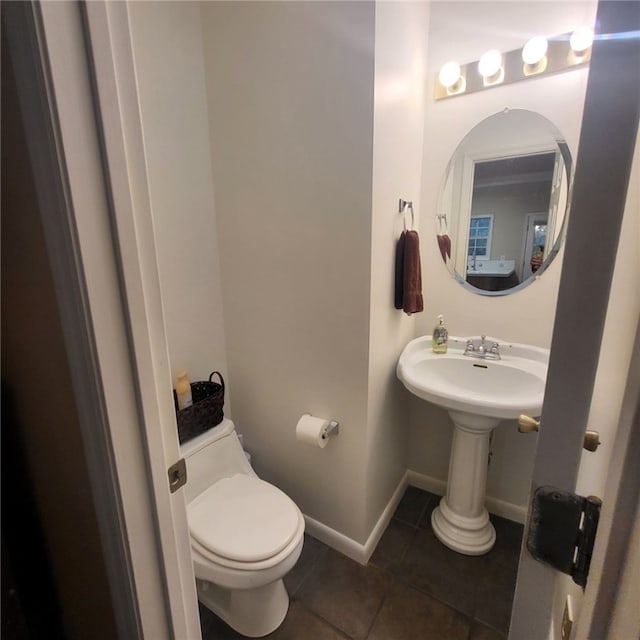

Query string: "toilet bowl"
[[181, 419, 304, 638]]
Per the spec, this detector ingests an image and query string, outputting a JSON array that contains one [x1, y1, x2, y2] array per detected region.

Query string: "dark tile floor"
[[199, 487, 523, 640]]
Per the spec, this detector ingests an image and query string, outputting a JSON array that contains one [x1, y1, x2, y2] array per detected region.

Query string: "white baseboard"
[[303, 472, 409, 565], [361, 472, 409, 562], [485, 495, 527, 525], [303, 515, 368, 565], [406, 469, 527, 524], [303, 470, 525, 564], [405, 470, 447, 498]]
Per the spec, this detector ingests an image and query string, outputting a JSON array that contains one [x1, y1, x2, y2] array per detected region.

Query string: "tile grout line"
[[289, 542, 329, 599], [361, 568, 396, 640], [293, 601, 354, 640], [415, 492, 435, 530]]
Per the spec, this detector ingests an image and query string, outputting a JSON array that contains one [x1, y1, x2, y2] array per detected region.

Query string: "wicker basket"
[[176, 371, 225, 444]]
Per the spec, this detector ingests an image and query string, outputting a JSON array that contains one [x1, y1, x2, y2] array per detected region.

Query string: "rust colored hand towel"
[[394, 231, 406, 309], [403, 230, 424, 315], [437, 234, 451, 261]]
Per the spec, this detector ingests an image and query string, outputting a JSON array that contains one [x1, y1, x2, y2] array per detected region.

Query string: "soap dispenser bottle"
[[432, 315, 448, 354]]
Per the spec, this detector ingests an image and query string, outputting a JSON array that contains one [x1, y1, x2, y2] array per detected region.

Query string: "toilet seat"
[[188, 474, 303, 570]]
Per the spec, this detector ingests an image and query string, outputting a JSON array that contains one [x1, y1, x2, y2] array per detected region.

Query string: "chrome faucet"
[[464, 335, 501, 360]]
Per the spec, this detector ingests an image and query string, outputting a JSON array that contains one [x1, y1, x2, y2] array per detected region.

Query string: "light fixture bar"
[[434, 31, 592, 101]]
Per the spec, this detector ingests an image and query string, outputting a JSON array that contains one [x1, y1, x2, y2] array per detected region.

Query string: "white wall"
[[409, 1, 598, 516], [201, 1, 375, 543], [127, 0, 429, 549], [131, 1, 431, 547], [128, 2, 229, 393], [366, 1, 430, 535]]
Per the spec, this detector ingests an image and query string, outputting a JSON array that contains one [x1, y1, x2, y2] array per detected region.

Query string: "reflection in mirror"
[[437, 109, 572, 295]]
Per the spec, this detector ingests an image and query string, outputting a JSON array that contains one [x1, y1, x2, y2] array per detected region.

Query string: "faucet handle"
[[489, 342, 501, 359]]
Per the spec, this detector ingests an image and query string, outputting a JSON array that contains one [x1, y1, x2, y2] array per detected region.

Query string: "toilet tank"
[[180, 418, 254, 504]]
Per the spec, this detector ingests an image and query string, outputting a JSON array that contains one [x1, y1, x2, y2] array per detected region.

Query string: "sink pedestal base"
[[431, 411, 499, 556]]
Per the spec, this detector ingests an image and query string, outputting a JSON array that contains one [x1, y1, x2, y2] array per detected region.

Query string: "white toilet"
[[180, 418, 305, 637]]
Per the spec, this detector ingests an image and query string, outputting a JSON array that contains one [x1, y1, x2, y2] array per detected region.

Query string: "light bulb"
[[522, 36, 548, 65], [570, 27, 594, 53], [439, 61, 461, 89], [478, 49, 502, 78]]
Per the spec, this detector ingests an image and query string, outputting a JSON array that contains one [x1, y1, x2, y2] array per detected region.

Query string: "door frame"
[[4, 2, 200, 638], [509, 1, 640, 638], [520, 211, 548, 281]]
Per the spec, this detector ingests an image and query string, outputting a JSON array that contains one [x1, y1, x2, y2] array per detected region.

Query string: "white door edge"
[[80, 2, 201, 638]]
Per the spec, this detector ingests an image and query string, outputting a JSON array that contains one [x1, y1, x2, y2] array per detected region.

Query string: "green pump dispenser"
[[432, 315, 448, 354]]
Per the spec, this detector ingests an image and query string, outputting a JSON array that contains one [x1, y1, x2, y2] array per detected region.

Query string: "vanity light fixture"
[[570, 26, 594, 61], [522, 36, 548, 75], [438, 61, 465, 94], [434, 28, 593, 101], [478, 49, 504, 85]]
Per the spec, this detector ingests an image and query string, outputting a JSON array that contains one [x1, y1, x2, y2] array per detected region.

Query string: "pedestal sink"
[[397, 336, 549, 555]]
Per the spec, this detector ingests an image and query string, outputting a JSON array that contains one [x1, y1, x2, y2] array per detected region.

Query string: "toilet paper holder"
[[321, 420, 340, 441]]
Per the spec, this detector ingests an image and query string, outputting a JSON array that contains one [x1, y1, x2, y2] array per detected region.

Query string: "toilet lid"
[[188, 474, 301, 563]]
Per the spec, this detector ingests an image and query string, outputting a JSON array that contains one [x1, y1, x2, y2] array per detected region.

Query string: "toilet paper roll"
[[296, 414, 330, 448]]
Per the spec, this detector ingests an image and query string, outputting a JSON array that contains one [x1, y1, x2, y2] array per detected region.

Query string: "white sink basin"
[[397, 335, 549, 420], [397, 335, 549, 555]]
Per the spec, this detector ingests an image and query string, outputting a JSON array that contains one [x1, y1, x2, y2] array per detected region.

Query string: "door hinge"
[[168, 458, 187, 493], [527, 486, 601, 588]]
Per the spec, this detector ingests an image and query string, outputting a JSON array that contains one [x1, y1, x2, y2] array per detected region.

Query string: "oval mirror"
[[436, 109, 572, 295]]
